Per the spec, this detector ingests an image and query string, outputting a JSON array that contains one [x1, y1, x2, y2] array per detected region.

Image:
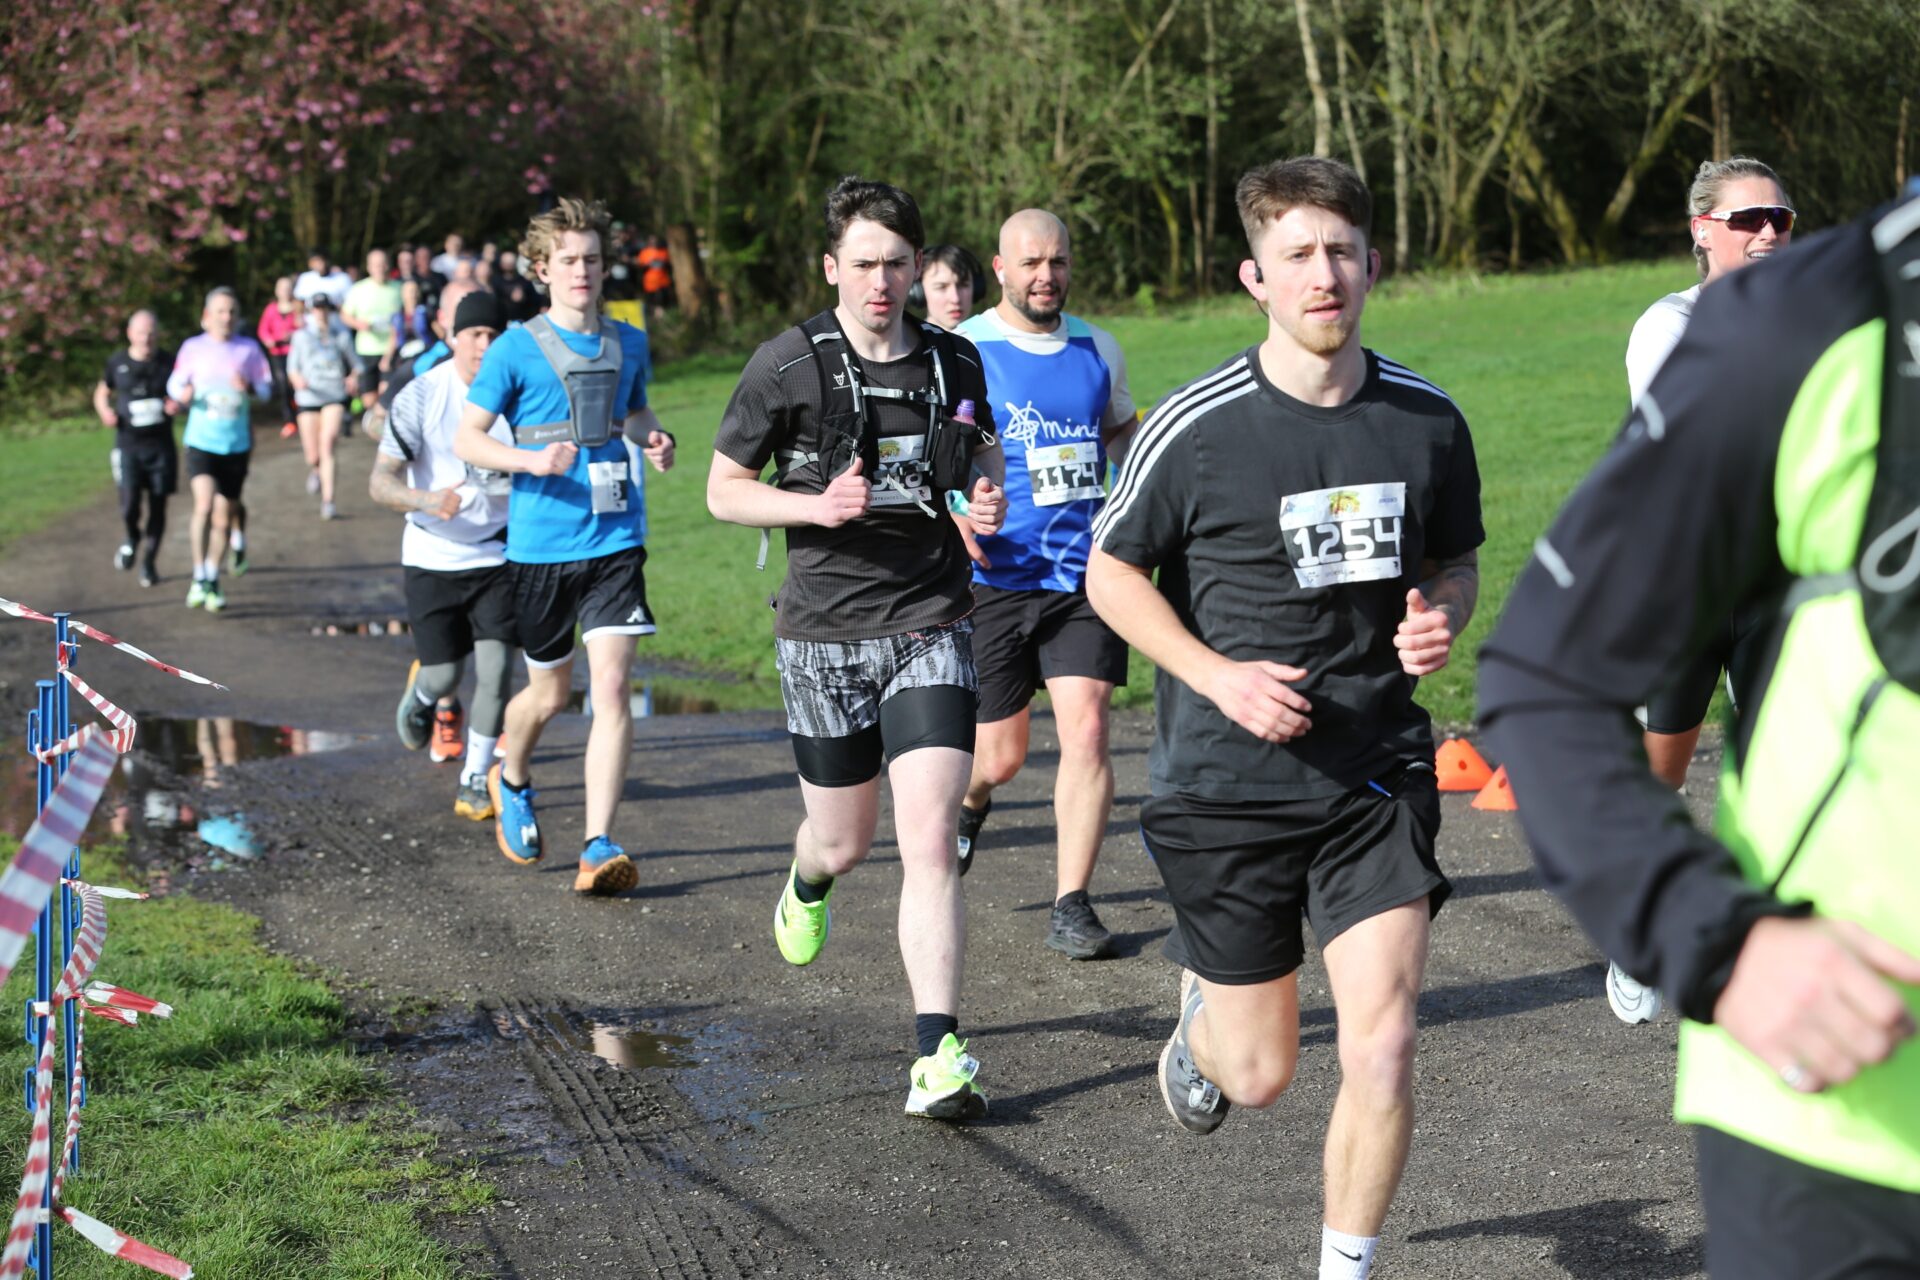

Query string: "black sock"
[[960, 800, 990, 825], [792, 872, 832, 904], [1055, 888, 1089, 908], [499, 773, 528, 793], [915, 1013, 959, 1058]]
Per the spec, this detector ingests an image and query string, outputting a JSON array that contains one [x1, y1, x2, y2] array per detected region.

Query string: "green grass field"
[[0, 841, 481, 1278], [3, 261, 1695, 724], [641, 259, 1694, 725]]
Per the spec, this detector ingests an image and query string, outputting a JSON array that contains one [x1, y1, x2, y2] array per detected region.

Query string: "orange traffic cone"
[[1471, 766, 1517, 811], [1435, 738, 1494, 792]]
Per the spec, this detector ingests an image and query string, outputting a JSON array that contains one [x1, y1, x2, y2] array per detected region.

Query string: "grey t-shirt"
[[288, 325, 363, 408], [714, 315, 994, 643], [1092, 347, 1484, 800]]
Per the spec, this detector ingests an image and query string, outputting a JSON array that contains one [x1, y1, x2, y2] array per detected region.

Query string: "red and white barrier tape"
[[0, 733, 115, 987], [0, 1010, 59, 1279], [34, 669, 138, 763], [56, 1209, 190, 1280], [0, 597, 225, 690]]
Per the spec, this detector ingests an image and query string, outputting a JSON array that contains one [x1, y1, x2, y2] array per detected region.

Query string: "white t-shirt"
[[1625, 284, 1700, 406], [380, 360, 514, 572], [293, 269, 352, 308]]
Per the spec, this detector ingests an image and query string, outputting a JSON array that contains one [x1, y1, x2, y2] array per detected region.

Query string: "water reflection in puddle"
[[492, 1006, 693, 1071], [0, 715, 357, 859]]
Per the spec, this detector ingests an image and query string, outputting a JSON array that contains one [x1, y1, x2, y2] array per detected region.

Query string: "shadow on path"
[[1410, 1198, 1702, 1280]]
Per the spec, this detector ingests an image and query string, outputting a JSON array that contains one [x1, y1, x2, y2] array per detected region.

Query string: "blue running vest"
[[960, 314, 1112, 593]]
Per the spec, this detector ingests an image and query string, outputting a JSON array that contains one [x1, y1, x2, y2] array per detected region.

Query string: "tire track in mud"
[[491, 997, 791, 1280]]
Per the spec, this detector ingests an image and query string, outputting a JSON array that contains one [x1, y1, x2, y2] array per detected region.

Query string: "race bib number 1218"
[[1279, 481, 1406, 588]]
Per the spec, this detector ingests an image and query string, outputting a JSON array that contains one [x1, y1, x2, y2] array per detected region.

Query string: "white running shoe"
[[1606, 961, 1663, 1024]]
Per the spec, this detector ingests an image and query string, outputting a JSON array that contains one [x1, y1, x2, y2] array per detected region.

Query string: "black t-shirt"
[[715, 314, 995, 643], [102, 348, 176, 439], [1093, 347, 1484, 800]]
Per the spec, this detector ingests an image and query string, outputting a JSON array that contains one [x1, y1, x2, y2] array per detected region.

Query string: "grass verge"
[[0, 416, 116, 557], [0, 838, 485, 1279]]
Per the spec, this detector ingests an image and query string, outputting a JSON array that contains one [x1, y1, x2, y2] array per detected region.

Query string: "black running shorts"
[[184, 447, 250, 500], [405, 563, 516, 666], [972, 583, 1129, 723], [117, 436, 177, 496], [1697, 1128, 1920, 1279], [511, 545, 655, 668], [1142, 761, 1450, 984]]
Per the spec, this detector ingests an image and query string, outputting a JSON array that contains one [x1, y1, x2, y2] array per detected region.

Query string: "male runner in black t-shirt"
[[92, 309, 180, 587], [708, 176, 1007, 1121], [1088, 157, 1482, 1280]]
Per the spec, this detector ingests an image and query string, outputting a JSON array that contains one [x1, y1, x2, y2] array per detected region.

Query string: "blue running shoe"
[[487, 762, 542, 865], [574, 836, 638, 895]]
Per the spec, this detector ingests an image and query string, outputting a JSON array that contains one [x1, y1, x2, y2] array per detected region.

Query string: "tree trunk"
[[1594, 54, 1718, 256], [1152, 178, 1183, 297], [1201, 0, 1219, 291], [1899, 95, 1911, 190], [1710, 74, 1730, 162], [1507, 112, 1591, 263], [665, 222, 714, 320], [1294, 0, 1333, 156], [1382, 0, 1412, 271], [1329, 0, 1367, 181]]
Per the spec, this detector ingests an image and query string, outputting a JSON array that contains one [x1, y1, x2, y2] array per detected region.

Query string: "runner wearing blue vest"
[[953, 209, 1138, 959], [453, 197, 677, 896]]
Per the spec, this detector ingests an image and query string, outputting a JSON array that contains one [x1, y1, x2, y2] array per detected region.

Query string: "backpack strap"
[[1860, 193, 1920, 688]]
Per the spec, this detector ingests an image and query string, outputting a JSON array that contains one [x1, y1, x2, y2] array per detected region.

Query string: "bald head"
[[994, 208, 1071, 331], [998, 209, 1069, 258]]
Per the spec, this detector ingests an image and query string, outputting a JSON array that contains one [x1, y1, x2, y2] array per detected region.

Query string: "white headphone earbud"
[[996, 269, 1005, 284]]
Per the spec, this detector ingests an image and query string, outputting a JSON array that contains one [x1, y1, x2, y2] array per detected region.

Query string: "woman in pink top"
[[256, 276, 303, 436]]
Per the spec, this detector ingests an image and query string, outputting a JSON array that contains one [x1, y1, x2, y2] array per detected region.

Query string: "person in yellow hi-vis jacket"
[[1479, 187, 1920, 1279]]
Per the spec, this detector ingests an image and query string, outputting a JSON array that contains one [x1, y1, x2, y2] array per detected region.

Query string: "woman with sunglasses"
[[1606, 157, 1794, 1027]]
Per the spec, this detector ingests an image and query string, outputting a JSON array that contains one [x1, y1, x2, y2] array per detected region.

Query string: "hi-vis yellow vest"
[[1674, 320, 1920, 1192]]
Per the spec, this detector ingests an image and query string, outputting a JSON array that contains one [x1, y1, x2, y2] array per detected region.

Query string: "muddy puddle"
[[0, 715, 359, 863], [492, 1005, 694, 1070]]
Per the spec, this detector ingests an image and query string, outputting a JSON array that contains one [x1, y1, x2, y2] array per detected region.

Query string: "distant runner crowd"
[[88, 153, 1920, 1280]]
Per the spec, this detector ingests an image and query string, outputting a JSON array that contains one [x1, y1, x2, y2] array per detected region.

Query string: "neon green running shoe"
[[906, 1033, 988, 1121], [772, 862, 830, 966]]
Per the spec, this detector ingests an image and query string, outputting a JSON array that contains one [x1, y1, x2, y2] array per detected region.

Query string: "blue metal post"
[[53, 615, 79, 1182], [27, 680, 54, 1280]]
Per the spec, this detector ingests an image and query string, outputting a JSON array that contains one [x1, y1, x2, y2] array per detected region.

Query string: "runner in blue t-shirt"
[[952, 209, 1138, 959], [454, 198, 676, 896]]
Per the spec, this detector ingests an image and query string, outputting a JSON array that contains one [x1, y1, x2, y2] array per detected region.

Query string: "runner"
[[707, 176, 1007, 1120], [951, 209, 1138, 960], [93, 309, 179, 588], [167, 287, 274, 613], [256, 276, 302, 438], [287, 294, 363, 520], [1479, 190, 1920, 1280], [294, 249, 351, 309], [1606, 156, 1794, 1026], [911, 243, 984, 332], [372, 290, 518, 816], [342, 248, 403, 416], [1086, 157, 1481, 1280], [380, 280, 475, 414], [453, 197, 675, 895]]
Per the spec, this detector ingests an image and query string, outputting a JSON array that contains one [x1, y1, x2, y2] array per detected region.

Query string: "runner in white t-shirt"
[[1608, 156, 1794, 1027], [369, 290, 518, 821]]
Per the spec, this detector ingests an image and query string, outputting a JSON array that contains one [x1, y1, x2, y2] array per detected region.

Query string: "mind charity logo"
[[999, 400, 1096, 451]]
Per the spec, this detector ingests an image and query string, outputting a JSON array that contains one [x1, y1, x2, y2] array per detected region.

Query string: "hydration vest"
[[1672, 194, 1920, 1193], [517, 315, 624, 448]]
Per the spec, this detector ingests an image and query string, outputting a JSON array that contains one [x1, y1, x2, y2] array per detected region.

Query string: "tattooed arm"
[[1396, 549, 1479, 677]]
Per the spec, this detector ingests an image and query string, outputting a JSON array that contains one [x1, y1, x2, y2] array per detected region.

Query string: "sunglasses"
[[1700, 205, 1796, 235]]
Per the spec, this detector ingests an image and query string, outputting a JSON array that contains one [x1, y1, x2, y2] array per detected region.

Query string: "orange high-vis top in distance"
[[639, 246, 672, 294]]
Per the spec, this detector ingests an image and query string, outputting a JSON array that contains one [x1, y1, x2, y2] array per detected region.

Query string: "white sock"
[[229, 531, 245, 551], [199, 560, 219, 580], [462, 734, 497, 784], [1319, 1226, 1377, 1280]]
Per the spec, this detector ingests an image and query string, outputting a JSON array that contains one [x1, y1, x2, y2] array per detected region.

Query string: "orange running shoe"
[[430, 700, 465, 763]]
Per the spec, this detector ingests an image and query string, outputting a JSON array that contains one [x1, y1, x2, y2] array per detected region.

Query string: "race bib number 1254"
[[1279, 481, 1406, 588]]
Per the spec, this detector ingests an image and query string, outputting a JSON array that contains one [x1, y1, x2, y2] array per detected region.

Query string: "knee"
[[588, 672, 631, 719], [1213, 1044, 1297, 1110], [973, 741, 1024, 789], [521, 679, 572, 721], [800, 821, 869, 878], [1057, 714, 1111, 767], [1338, 1017, 1418, 1099]]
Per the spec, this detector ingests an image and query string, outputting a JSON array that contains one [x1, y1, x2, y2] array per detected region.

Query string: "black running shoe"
[[114, 544, 134, 572], [956, 800, 990, 877], [1046, 890, 1116, 959]]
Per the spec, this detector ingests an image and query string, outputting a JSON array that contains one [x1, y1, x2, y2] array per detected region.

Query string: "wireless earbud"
[[1254, 265, 1265, 283], [996, 269, 1006, 285]]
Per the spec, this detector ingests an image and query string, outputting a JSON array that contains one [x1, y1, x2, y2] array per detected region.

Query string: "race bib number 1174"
[[1279, 481, 1406, 588]]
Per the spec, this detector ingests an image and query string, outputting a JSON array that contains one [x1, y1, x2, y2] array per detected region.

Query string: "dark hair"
[[1236, 156, 1373, 249], [824, 175, 924, 255], [909, 244, 986, 311]]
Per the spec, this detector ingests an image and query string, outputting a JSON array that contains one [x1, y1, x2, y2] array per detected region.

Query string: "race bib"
[[127, 397, 166, 428], [1025, 440, 1102, 507], [588, 459, 630, 515], [870, 434, 932, 509], [1279, 482, 1406, 588], [204, 388, 244, 418]]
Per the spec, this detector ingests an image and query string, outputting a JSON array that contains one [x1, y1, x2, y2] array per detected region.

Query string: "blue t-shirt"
[[466, 319, 651, 564], [958, 313, 1114, 593]]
